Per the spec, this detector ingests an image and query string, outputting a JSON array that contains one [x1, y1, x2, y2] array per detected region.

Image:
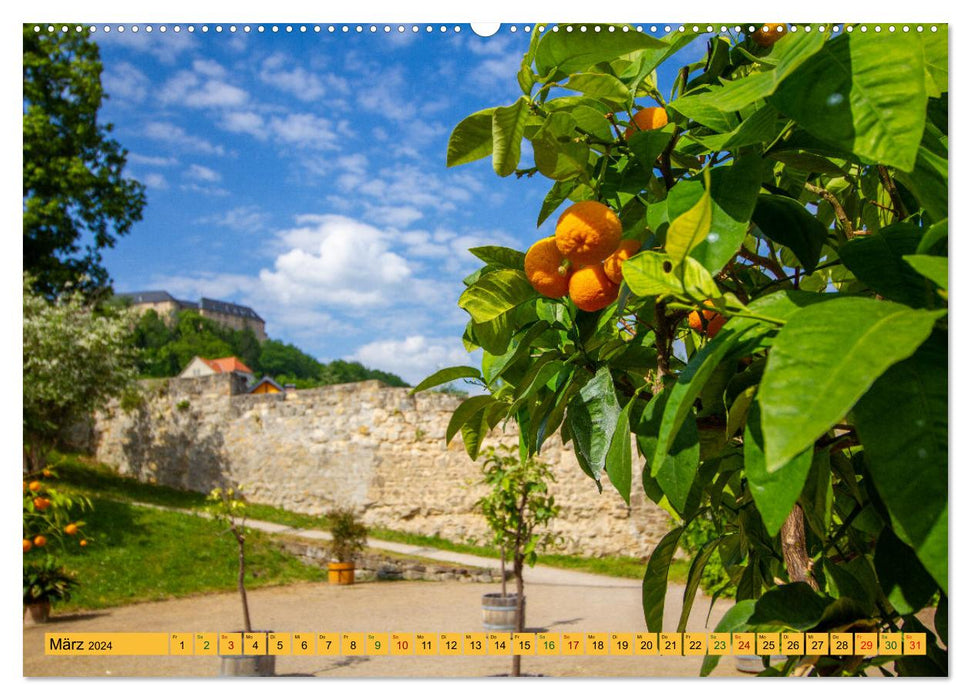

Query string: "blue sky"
[[93, 24, 701, 384]]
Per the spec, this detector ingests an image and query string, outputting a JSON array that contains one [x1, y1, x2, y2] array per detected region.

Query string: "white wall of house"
[[178, 357, 216, 379]]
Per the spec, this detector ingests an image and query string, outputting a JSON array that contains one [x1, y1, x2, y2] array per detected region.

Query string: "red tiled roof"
[[202, 356, 253, 374]]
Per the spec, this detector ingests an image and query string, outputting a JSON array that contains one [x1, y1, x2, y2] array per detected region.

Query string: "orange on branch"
[[23, 539, 32, 553], [569, 265, 620, 312], [603, 239, 642, 284], [688, 301, 727, 338], [33, 497, 50, 511], [555, 201, 623, 266], [751, 23, 788, 47], [28, 481, 42, 492], [65, 523, 79, 536], [624, 107, 668, 138], [525, 237, 571, 298], [33, 535, 47, 548], [80, 539, 88, 547]]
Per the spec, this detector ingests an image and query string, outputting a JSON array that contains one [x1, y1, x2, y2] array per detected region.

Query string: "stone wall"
[[92, 375, 673, 558]]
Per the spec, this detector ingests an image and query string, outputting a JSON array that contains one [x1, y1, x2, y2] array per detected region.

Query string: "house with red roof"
[[179, 356, 255, 385]]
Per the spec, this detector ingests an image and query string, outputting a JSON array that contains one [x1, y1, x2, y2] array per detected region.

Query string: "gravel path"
[[24, 503, 744, 677]]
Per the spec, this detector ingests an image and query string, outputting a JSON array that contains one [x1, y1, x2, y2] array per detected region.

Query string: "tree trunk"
[[511, 556, 524, 677], [780, 504, 818, 590], [236, 530, 252, 632], [500, 546, 507, 598]]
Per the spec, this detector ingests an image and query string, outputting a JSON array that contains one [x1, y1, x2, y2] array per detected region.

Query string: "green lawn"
[[48, 452, 685, 586], [48, 497, 326, 612]]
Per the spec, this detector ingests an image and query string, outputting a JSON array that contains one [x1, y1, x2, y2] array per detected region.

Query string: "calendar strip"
[[44, 632, 926, 657]]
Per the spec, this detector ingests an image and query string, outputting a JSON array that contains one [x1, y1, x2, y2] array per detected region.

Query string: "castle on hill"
[[115, 290, 267, 341]]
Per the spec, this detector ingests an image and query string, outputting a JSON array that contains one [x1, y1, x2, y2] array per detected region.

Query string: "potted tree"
[[476, 445, 559, 677], [326, 508, 368, 585], [206, 485, 274, 677], [23, 556, 77, 625]]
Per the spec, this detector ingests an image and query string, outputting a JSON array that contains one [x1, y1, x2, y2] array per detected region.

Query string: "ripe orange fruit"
[[688, 301, 727, 338], [751, 23, 788, 47], [524, 237, 571, 298], [23, 481, 27, 492], [23, 539, 32, 553], [65, 523, 78, 536], [603, 239, 641, 284], [555, 201, 623, 266], [569, 265, 620, 312], [33, 535, 47, 548], [80, 539, 88, 547], [624, 106, 669, 138], [33, 497, 50, 511], [42, 469, 52, 477], [28, 481, 42, 492]]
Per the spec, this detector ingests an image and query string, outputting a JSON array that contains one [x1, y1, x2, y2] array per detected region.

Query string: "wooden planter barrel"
[[218, 631, 276, 677], [328, 562, 356, 585], [481, 593, 524, 631]]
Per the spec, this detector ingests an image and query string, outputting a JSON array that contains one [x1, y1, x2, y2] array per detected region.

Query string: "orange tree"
[[416, 24, 947, 676]]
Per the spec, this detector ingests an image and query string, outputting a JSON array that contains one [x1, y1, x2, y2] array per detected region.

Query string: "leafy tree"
[[476, 445, 558, 676], [258, 339, 322, 381], [23, 25, 146, 298], [23, 275, 138, 471], [421, 24, 948, 676]]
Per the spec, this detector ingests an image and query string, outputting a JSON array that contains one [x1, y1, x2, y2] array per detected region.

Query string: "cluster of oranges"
[[524, 107, 672, 312], [525, 201, 641, 312], [23, 477, 88, 552]]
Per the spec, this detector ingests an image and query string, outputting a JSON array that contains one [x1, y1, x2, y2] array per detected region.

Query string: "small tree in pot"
[[326, 508, 368, 585], [206, 485, 273, 676], [476, 445, 558, 677]]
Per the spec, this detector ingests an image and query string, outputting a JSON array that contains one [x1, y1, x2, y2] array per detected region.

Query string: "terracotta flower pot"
[[24, 601, 51, 626], [328, 562, 355, 585]]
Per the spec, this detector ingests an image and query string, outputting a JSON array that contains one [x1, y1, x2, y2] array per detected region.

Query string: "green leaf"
[[636, 391, 700, 516], [482, 321, 551, 386], [752, 194, 828, 271], [566, 366, 621, 486], [743, 402, 814, 537], [701, 600, 756, 676], [626, 124, 675, 171], [854, 332, 947, 592], [642, 526, 683, 632], [747, 582, 832, 630], [759, 297, 943, 472], [534, 24, 667, 78], [917, 218, 947, 255], [605, 397, 635, 505], [769, 32, 927, 170], [671, 30, 828, 115], [874, 529, 938, 616], [621, 250, 721, 301], [689, 104, 780, 151], [458, 269, 537, 324], [468, 246, 526, 269], [903, 254, 948, 291], [677, 537, 721, 632], [896, 130, 948, 223], [537, 179, 577, 227], [446, 107, 495, 167], [532, 112, 590, 181], [665, 169, 712, 265], [461, 402, 506, 461], [564, 72, 629, 108], [445, 395, 496, 445], [840, 223, 937, 307], [410, 366, 481, 394], [918, 26, 948, 99], [492, 97, 530, 177], [652, 318, 767, 474]]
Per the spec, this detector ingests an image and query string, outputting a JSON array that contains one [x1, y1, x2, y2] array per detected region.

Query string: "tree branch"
[[805, 182, 855, 240], [877, 165, 909, 221], [737, 246, 787, 280], [780, 504, 818, 590]]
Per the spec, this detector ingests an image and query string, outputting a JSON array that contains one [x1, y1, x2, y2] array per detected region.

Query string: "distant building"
[[179, 356, 255, 386], [116, 290, 266, 341], [249, 377, 284, 395]]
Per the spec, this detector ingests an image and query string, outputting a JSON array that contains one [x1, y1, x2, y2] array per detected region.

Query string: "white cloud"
[[180, 183, 230, 197], [258, 53, 348, 101], [350, 336, 476, 386], [98, 30, 196, 64], [103, 62, 150, 103], [144, 122, 225, 156], [141, 173, 169, 190], [128, 153, 178, 167], [363, 205, 424, 228], [197, 205, 270, 232], [267, 113, 338, 150], [259, 215, 411, 307], [220, 111, 266, 139], [159, 64, 249, 109], [185, 164, 222, 182]]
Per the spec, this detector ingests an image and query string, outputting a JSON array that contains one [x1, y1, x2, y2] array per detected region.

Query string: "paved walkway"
[[24, 501, 744, 677]]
